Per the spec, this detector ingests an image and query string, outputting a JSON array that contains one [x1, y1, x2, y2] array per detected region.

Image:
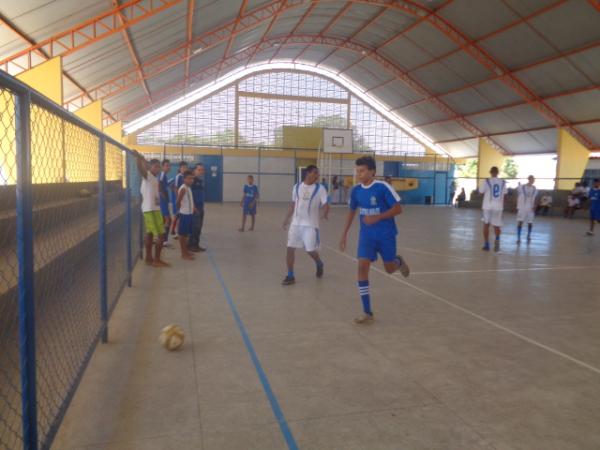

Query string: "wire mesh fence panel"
[[105, 143, 128, 315], [30, 105, 103, 449], [127, 153, 142, 262], [0, 87, 23, 450]]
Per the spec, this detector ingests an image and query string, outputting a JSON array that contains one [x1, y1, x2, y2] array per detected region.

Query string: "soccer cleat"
[[396, 255, 410, 277], [354, 313, 374, 325], [586, 231, 594, 236], [494, 240, 500, 252], [482, 243, 490, 251], [282, 275, 295, 285], [316, 264, 324, 278]]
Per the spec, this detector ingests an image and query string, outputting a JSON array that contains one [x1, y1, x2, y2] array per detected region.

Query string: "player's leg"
[[516, 212, 523, 243], [587, 216, 595, 236], [482, 221, 491, 251], [527, 213, 533, 242], [380, 236, 409, 277], [493, 226, 502, 252], [239, 211, 246, 232], [355, 258, 374, 324], [152, 212, 170, 267], [250, 213, 255, 231], [144, 234, 154, 265], [305, 227, 324, 278], [283, 247, 296, 285]]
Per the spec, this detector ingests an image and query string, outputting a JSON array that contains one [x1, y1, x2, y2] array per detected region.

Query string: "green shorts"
[[143, 210, 165, 236]]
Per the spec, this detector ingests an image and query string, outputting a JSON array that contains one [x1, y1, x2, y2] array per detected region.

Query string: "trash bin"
[[425, 195, 432, 205]]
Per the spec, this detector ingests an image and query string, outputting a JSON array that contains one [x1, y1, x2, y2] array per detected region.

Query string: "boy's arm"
[[339, 209, 357, 252], [176, 188, 185, 210], [282, 202, 295, 229], [322, 202, 330, 220], [135, 153, 148, 179]]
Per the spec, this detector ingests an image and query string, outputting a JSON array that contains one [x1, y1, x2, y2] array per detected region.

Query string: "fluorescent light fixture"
[[123, 62, 449, 155], [192, 47, 203, 55]]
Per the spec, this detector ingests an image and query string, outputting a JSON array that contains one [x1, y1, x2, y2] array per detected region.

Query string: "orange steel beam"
[[269, 1, 318, 63], [413, 85, 600, 129], [184, 0, 196, 90], [80, 0, 594, 114], [587, 0, 600, 12], [66, 0, 285, 110], [217, 0, 249, 76], [365, 0, 596, 149], [113, 0, 153, 102], [246, 0, 288, 66], [114, 34, 503, 152], [406, 0, 568, 76], [336, 0, 454, 76], [293, 1, 354, 63], [313, 2, 389, 66], [0, 12, 117, 122], [0, 0, 182, 75]]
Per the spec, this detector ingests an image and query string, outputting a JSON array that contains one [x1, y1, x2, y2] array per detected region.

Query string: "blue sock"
[[316, 260, 323, 268], [517, 226, 522, 238], [287, 270, 294, 278], [358, 280, 371, 315]]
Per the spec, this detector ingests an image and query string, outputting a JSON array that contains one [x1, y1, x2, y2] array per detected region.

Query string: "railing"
[[0, 70, 141, 450]]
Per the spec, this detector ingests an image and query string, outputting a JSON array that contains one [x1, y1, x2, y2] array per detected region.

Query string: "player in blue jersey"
[[239, 175, 259, 232], [339, 156, 410, 325], [586, 178, 600, 236], [158, 159, 172, 246]]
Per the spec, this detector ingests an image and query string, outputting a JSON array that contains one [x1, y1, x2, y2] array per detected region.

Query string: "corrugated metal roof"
[[0, 0, 598, 157]]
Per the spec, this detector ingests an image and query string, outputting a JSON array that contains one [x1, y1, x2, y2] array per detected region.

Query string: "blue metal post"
[[98, 137, 108, 343], [15, 91, 39, 450], [125, 154, 133, 287]]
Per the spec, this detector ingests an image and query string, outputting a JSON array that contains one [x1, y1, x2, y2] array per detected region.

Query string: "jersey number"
[[493, 184, 501, 198]]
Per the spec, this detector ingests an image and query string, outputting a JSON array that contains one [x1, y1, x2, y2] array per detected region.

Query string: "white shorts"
[[482, 209, 503, 227], [517, 209, 535, 224], [287, 225, 320, 252]]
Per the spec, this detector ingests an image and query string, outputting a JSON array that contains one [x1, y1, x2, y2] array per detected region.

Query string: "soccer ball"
[[159, 324, 185, 351]]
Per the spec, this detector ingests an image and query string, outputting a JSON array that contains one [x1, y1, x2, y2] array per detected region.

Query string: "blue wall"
[[383, 161, 455, 205]]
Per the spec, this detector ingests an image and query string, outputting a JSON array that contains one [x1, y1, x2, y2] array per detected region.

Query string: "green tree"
[[456, 158, 478, 179], [501, 157, 519, 179]]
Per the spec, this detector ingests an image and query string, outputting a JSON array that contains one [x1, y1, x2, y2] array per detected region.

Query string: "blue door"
[[199, 155, 223, 203], [434, 171, 448, 205]]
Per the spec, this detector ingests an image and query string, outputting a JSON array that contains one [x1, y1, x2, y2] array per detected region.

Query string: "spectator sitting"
[[564, 182, 586, 219], [456, 188, 466, 206], [536, 194, 552, 216]]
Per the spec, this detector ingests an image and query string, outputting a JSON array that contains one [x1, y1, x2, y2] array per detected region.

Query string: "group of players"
[[135, 150, 600, 325]]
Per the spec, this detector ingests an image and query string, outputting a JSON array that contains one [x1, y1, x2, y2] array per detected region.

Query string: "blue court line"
[[207, 250, 299, 450]]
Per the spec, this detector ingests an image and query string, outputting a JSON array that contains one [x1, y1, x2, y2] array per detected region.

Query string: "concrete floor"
[[53, 204, 600, 450]]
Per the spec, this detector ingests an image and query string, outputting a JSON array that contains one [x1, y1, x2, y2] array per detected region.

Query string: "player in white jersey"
[[516, 175, 538, 244], [281, 165, 329, 285], [479, 166, 507, 252]]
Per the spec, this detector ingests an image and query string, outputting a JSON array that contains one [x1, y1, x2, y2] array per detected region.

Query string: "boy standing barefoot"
[[176, 170, 196, 261]]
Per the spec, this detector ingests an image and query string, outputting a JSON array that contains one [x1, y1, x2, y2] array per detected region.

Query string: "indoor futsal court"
[[1, 1, 599, 450]]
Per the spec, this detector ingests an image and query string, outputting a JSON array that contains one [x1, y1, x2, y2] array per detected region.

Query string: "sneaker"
[[198, 246, 207, 252], [316, 264, 324, 278], [586, 231, 594, 236], [482, 243, 490, 251], [282, 276, 295, 285], [516, 239, 521, 245], [354, 313, 374, 325], [527, 235, 532, 243], [494, 240, 500, 252], [396, 255, 410, 277]]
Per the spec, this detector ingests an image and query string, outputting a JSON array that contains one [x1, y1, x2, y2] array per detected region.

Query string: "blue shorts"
[[160, 199, 170, 217], [357, 233, 397, 262], [243, 199, 257, 215], [591, 209, 600, 221], [178, 214, 193, 236]]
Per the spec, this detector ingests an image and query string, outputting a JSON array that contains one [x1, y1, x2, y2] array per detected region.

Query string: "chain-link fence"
[[0, 71, 140, 450]]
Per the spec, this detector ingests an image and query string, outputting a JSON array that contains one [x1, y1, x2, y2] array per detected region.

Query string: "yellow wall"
[[282, 126, 323, 149], [556, 128, 590, 190], [477, 139, 505, 180], [15, 57, 63, 104], [74, 100, 103, 131], [104, 121, 123, 143], [0, 91, 17, 184]]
